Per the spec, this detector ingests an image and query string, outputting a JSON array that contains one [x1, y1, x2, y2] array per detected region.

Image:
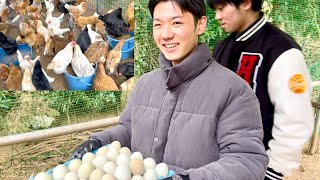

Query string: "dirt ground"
[[1, 7, 132, 90]]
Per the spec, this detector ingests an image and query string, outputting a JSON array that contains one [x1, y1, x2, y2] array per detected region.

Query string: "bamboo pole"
[[0, 117, 119, 147], [309, 96, 320, 155]]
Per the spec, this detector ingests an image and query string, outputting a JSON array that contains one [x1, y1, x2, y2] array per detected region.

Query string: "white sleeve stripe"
[[266, 170, 283, 179], [265, 173, 282, 180]]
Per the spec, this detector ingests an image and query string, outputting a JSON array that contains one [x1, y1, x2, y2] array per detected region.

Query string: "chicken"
[[76, 25, 90, 53], [17, 49, 32, 73], [117, 61, 134, 79], [0, 22, 8, 34], [19, 21, 33, 36], [56, 0, 76, 14], [44, 0, 54, 12], [12, 0, 29, 16], [44, 37, 54, 56], [71, 44, 95, 77], [29, 20, 52, 42], [74, 0, 86, 6], [64, 2, 86, 16], [99, 8, 130, 37], [47, 24, 70, 38], [0, 63, 10, 80], [93, 56, 118, 91], [34, 32, 45, 52], [84, 41, 108, 64], [16, 29, 37, 47], [73, 13, 98, 29], [106, 38, 125, 74], [0, 7, 9, 22], [47, 41, 75, 74], [120, 77, 134, 91], [22, 66, 36, 90], [26, 0, 41, 13], [0, 32, 18, 55], [87, 23, 103, 43], [126, 0, 134, 31], [95, 19, 106, 39], [4, 63, 22, 90], [46, 11, 64, 28], [32, 59, 53, 90]]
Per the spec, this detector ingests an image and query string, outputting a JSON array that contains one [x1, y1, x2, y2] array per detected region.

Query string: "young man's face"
[[214, 3, 247, 33], [152, 1, 206, 65]]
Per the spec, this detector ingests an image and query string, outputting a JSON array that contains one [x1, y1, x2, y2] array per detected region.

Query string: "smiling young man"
[[207, 0, 314, 179], [71, 0, 268, 179]]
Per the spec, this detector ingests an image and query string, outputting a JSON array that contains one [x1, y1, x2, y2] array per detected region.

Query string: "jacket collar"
[[159, 43, 213, 89], [235, 14, 266, 42]]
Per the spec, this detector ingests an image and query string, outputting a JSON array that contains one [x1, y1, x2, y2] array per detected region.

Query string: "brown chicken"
[[16, 28, 37, 48], [34, 32, 45, 52], [26, 0, 42, 13], [0, 8, 10, 22], [65, 2, 87, 17], [120, 77, 134, 91], [74, 0, 87, 6], [93, 56, 119, 91], [95, 19, 106, 39], [13, 0, 30, 16], [0, 63, 10, 80], [44, 38, 55, 56], [126, 0, 134, 31], [4, 63, 23, 90], [106, 38, 125, 74], [84, 41, 109, 64], [0, 22, 8, 34], [73, 13, 98, 29]]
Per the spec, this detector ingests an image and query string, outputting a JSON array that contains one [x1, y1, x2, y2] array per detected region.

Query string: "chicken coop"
[[0, 0, 134, 91]]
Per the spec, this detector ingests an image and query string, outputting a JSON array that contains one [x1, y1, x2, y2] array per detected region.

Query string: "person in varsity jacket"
[[207, 0, 314, 179]]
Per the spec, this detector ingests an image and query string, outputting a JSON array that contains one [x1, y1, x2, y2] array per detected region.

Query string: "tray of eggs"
[[30, 141, 175, 180]]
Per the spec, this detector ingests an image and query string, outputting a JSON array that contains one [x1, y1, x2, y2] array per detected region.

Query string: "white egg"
[[89, 168, 105, 180], [82, 152, 96, 164], [52, 164, 69, 180], [110, 141, 121, 151], [131, 175, 143, 180], [68, 159, 82, 173], [64, 171, 79, 180], [143, 158, 156, 170], [130, 152, 143, 161], [114, 165, 131, 180], [96, 146, 109, 156], [77, 163, 95, 179], [155, 163, 169, 178], [119, 147, 131, 156], [102, 161, 117, 175], [106, 147, 119, 162], [116, 154, 130, 166], [143, 169, 158, 180], [101, 174, 117, 180], [92, 155, 108, 169], [34, 172, 53, 180]]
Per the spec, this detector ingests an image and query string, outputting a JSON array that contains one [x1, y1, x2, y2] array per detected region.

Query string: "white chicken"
[[71, 44, 95, 77], [48, 25, 70, 38], [47, 41, 75, 74], [0, 0, 7, 15], [87, 23, 103, 44], [17, 50, 32, 73], [46, 11, 64, 28], [44, 0, 54, 13], [22, 66, 36, 90]]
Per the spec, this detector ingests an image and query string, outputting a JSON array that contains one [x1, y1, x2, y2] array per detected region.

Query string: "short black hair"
[[148, 0, 206, 23], [207, 0, 262, 11]]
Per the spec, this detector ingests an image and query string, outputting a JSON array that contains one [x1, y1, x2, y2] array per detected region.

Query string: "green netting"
[[134, 0, 320, 86]]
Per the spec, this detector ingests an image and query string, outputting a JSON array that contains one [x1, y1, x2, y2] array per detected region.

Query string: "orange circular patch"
[[288, 73, 306, 94]]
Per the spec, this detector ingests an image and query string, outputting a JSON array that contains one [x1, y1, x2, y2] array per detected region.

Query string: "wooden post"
[[0, 117, 119, 147], [308, 98, 320, 155]]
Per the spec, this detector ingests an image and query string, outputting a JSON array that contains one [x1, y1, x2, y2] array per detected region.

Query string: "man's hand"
[[163, 174, 190, 180], [70, 138, 102, 160]]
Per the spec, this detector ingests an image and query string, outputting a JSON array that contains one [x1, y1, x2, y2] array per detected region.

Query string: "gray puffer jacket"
[[91, 43, 268, 179]]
